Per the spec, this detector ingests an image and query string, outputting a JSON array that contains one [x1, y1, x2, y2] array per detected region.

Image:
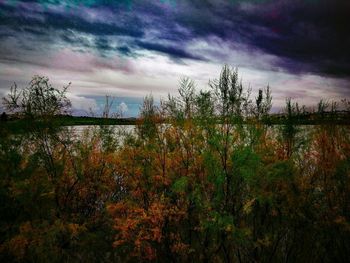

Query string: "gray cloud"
[[0, 0, 349, 113]]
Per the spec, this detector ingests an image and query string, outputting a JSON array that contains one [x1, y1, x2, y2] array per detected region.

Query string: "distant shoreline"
[[1, 112, 350, 132]]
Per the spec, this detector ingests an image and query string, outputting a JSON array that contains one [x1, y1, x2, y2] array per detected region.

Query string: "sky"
[[0, 0, 349, 116]]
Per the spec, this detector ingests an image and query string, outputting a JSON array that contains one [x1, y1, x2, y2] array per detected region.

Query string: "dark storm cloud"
[[138, 0, 350, 77], [135, 40, 205, 61], [236, 0, 350, 77], [152, 0, 350, 77], [0, 0, 349, 77], [60, 31, 91, 48], [0, 2, 144, 38], [117, 46, 132, 56]]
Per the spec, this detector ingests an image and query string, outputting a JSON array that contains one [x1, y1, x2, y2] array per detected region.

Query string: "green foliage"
[[232, 146, 261, 183], [3, 76, 71, 118], [1, 68, 350, 262], [171, 176, 188, 193]]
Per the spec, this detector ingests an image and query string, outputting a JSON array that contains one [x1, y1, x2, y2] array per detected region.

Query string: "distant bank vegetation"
[[1, 67, 350, 127], [0, 66, 349, 262]]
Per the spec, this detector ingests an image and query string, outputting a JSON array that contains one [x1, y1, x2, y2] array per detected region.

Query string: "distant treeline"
[[2, 110, 350, 128], [1, 73, 350, 127]]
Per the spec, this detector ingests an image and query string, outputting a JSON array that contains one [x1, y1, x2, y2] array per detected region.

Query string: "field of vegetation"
[[1, 67, 350, 262]]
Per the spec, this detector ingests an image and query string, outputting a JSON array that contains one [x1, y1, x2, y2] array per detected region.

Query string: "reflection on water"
[[63, 125, 136, 146], [70, 125, 136, 135], [10, 124, 350, 157]]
